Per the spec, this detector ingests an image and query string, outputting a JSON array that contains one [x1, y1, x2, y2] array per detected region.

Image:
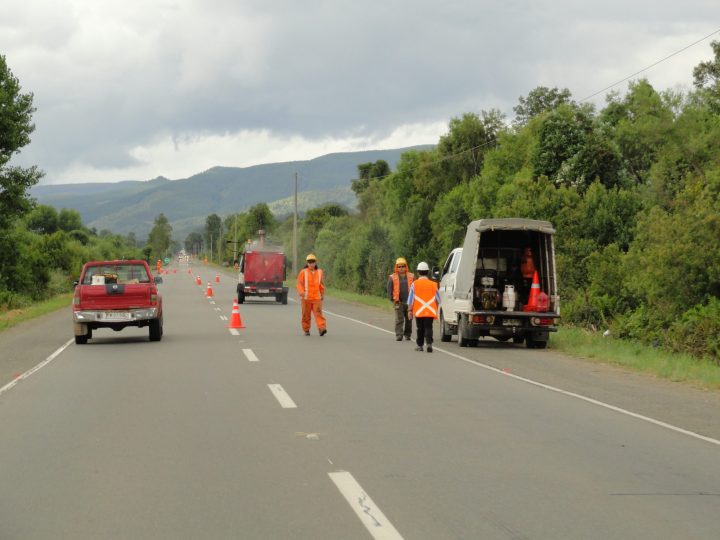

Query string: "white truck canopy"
[[454, 219, 556, 299]]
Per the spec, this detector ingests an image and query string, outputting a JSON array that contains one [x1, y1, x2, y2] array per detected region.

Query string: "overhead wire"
[[296, 27, 720, 186]]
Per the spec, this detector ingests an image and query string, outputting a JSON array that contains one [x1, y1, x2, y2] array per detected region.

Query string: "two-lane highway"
[[1, 263, 719, 539]]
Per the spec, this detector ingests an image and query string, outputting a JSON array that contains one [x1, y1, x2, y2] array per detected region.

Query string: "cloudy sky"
[[2, 0, 718, 184]]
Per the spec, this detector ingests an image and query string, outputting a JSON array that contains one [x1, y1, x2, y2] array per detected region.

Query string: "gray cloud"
[[2, 0, 718, 182]]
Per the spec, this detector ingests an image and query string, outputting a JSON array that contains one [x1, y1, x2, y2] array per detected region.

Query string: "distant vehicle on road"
[[236, 231, 288, 304], [72, 260, 164, 344]]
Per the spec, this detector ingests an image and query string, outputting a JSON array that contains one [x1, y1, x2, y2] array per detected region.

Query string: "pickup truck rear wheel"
[[149, 317, 163, 342], [439, 313, 451, 342], [281, 291, 288, 305], [75, 335, 88, 345]]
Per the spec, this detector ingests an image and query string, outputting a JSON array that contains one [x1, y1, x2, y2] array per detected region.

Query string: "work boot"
[[404, 335, 411, 341], [426, 346, 433, 353], [319, 329, 327, 337], [396, 336, 403, 341], [304, 331, 310, 336], [414, 346, 423, 352]]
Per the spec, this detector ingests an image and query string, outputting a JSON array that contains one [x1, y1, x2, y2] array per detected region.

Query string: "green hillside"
[[31, 146, 431, 239]]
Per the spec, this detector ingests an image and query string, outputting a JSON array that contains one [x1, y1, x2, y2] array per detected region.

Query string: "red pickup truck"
[[72, 260, 163, 344]]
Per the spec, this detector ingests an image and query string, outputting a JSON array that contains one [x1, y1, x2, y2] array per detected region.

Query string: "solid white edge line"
[[0, 338, 74, 397], [322, 308, 720, 448], [243, 349, 259, 362], [267, 383, 297, 408], [328, 471, 404, 540]]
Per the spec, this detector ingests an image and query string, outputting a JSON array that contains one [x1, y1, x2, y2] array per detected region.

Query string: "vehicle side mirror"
[[154, 276, 163, 284], [73, 280, 79, 288], [432, 267, 441, 281]]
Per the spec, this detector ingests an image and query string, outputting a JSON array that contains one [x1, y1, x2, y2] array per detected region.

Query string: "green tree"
[[147, 213, 173, 261], [0, 54, 43, 231], [437, 110, 504, 184], [26, 204, 59, 234], [185, 231, 203, 255], [204, 213, 222, 253], [243, 203, 277, 239], [513, 86, 573, 126], [692, 40, 720, 112], [57, 208, 83, 232], [351, 160, 391, 195]]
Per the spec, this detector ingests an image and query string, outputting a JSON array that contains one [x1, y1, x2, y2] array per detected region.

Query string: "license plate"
[[103, 312, 131, 321], [502, 318, 521, 327], [258, 289, 269, 294]]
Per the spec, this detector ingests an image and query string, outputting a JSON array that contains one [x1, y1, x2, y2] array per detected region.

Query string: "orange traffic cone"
[[196, 275, 202, 286], [206, 282, 214, 298], [226, 299, 245, 329], [215, 273, 220, 283], [173, 268, 177, 274], [524, 271, 540, 311]]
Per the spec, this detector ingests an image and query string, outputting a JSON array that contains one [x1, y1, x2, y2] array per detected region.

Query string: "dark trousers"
[[415, 317, 434, 347], [394, 303, 412, 338]]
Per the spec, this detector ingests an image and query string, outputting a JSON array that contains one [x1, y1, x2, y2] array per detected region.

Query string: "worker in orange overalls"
[[520, 246, 537, 303], [296, 253, 327, 336], [387, 257, 414, 341], [407, 261, 440, 353], [156, 259, 162, 275]]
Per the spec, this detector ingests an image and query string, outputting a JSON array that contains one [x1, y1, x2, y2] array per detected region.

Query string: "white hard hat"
[[417, 261, 429, 271]]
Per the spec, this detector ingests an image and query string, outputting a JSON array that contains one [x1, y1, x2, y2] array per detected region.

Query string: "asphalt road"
[[1, 263, 719, 539]]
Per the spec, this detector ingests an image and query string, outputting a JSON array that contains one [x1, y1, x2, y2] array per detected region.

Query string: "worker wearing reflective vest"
[[407, 261, 440, 353], [386, 257, 414, 341], [296, 253, 327, 336]]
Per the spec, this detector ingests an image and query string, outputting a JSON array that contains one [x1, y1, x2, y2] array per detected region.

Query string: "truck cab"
[[438, 218, 560, 349]]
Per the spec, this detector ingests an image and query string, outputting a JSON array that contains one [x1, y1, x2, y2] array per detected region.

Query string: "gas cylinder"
[[502, 285, 516, 311]]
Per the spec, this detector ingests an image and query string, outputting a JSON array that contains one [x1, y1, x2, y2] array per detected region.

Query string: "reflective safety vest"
[[297, 267, 324, 301], [390, 272, 414, 302], [410, 277, 439, 319]]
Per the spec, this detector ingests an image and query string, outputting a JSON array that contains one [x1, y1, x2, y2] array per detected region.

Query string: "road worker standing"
[[407, 261, 440, 353], [296, 253, 327, 336], [387, 257, 414, 341]]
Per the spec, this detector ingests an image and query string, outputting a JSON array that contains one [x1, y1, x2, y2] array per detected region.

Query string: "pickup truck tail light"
[[73, 289, 81, 307], [150, 286, 158, 304]]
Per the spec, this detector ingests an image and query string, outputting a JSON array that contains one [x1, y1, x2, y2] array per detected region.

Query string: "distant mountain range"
[[30, 145, 432, 241]]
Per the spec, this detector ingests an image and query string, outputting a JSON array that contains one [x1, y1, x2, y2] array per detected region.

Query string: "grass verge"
[[0, 293, 73, 332], [550, 326, 720, 390], [325, 287, 393, 312]]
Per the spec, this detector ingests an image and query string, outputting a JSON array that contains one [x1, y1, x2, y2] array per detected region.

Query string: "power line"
[[579, 27, 720, 102], [297, 28, 720, 187]]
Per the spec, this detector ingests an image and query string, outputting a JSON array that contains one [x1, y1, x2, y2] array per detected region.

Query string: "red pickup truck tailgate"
[[79, 284, 151, 310]]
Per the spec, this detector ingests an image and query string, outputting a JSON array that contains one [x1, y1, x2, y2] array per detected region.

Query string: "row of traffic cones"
[[189, 268, 244, 328]]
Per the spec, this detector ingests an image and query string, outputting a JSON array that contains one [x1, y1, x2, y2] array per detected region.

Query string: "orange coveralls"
[[296, 267, 326, 333]]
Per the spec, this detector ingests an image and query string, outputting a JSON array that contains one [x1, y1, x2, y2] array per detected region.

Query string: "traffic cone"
[[206, 282, 214, 298], [215, 273, 220, 283], [524, 271, 540, 311], [226, 299, 245, 329], [173, 268, 177, 274], [196, 275, 202, 286]]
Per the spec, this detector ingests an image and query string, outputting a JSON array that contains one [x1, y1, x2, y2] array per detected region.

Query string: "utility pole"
[[210, 234, 213, 264], [293, 172, 298, 277]]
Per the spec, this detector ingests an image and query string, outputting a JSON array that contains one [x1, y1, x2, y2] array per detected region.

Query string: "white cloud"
[[53, 120, 447, 183]]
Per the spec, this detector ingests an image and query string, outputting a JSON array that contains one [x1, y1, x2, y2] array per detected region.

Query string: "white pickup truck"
[[437, 218, 560, 349]]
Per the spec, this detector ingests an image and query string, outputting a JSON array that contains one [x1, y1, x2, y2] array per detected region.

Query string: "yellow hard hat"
[[395, 257, 408, 266], [306, 253, 317, 261]]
